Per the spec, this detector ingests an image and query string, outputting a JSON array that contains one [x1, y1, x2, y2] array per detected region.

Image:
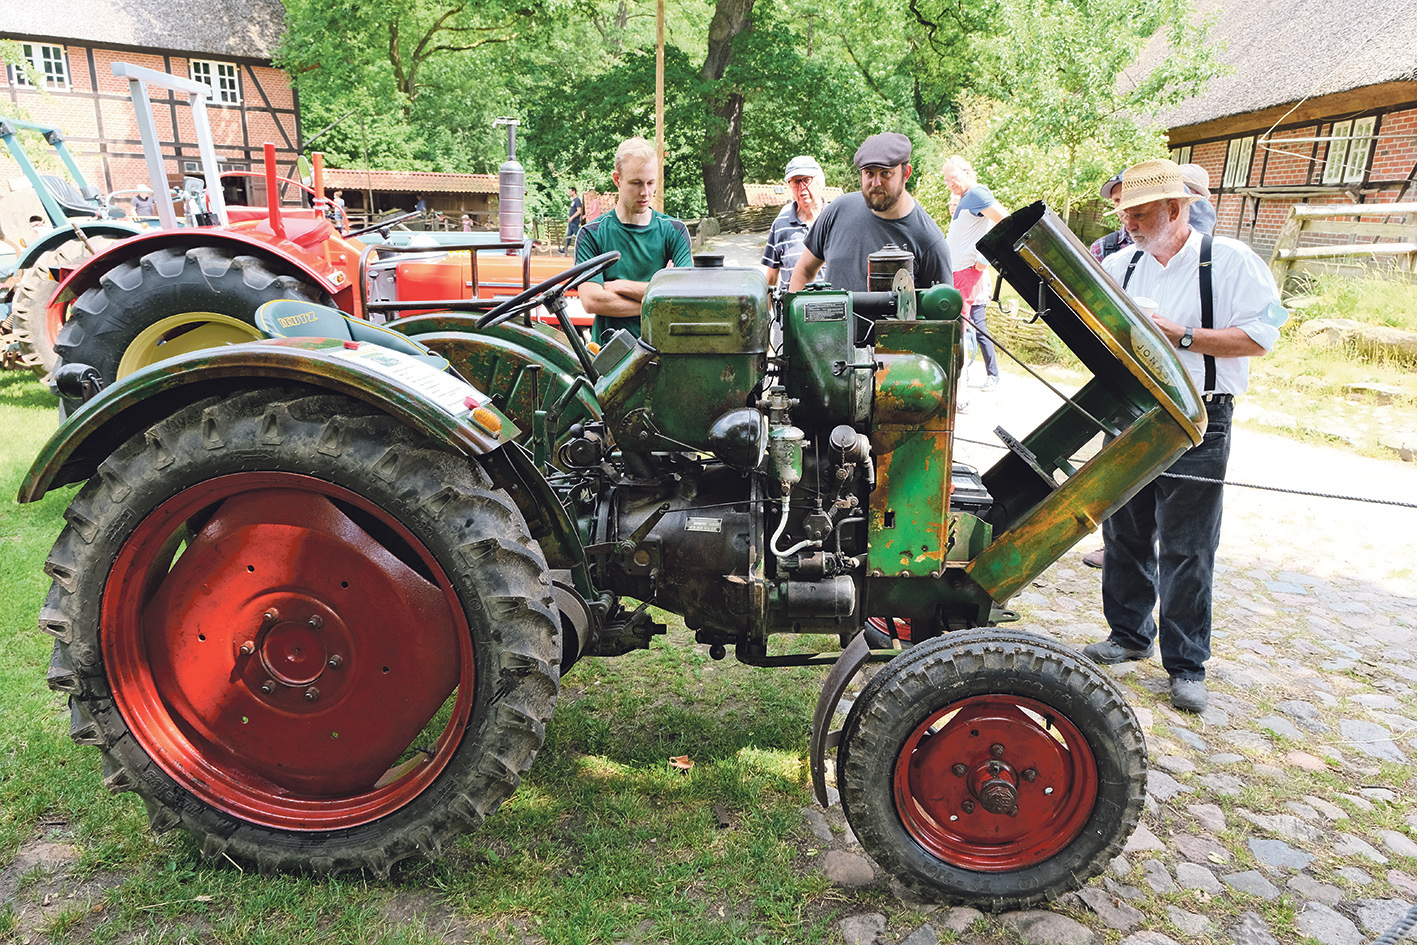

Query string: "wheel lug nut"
[[262, 609, 279, 625], [990, 743, 1005, 758], [304, 686, 320, 702], [962, 800, 976, 813], [307, 616, 323, 630], [260, 680, 275, 694], [327, 654, 343, 669], [951, 764, 967, 777], [1022, 768, 1037, 782], [239, 641, 255, 655]]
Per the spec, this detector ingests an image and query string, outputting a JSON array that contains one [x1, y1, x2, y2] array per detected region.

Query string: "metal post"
[[112, 61, 229, 228]]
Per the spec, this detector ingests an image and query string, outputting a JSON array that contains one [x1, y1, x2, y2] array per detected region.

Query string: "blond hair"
[[614, 137, 658, 174], [942, 155, 976, 184]]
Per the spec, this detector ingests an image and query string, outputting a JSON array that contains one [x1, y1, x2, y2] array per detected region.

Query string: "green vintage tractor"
[[21, 204, 1203, 910]]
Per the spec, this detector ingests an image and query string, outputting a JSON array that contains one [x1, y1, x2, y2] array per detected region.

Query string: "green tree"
[[959, 0, 1223, 222]]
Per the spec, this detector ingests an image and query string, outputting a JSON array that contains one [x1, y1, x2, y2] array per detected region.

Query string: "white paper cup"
[[1134, 296, 1160, 318]]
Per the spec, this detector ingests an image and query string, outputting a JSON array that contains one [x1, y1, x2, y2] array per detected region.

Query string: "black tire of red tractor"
[[40, 388, 561, 874], [12, 238, 115, 383], [54, 245, 330, 406], [837, 629, 1147, 912]]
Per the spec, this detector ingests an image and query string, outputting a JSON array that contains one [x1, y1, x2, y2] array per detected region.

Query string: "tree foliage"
[[276, 0, 1222, 222], [952, 0, 1225, 221]]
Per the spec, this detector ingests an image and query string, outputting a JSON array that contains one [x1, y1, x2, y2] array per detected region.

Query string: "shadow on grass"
[[0, 369, 58, 412]]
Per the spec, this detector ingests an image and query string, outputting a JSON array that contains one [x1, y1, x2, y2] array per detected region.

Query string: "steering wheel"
[[343, 210, 422, 240], [475, 251, 620, 330]]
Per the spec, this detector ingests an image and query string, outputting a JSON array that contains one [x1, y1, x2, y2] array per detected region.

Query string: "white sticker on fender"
[[328, 344, 479, 417]]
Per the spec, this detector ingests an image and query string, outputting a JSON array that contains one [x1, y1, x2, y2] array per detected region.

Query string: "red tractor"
[[43, 64, 579, 409]]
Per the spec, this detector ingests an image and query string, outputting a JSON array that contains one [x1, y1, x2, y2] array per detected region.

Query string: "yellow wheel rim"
[[116, 313, 263, 379]]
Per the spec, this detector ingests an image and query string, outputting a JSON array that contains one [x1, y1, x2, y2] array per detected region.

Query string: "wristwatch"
[[1179, 328, 1194, 349]]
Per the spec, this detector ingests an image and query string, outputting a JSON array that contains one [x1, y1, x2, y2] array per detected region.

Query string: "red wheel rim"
[[892, 694, 1098, 871], [103, 472, 473, 831]]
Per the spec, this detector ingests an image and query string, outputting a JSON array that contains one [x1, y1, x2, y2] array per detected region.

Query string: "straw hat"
[[1114, 159, 1199, 212]]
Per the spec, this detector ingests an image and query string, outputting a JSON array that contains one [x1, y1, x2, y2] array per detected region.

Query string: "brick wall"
[[1173, 98, 1417, 258], [1, 39, 300, 202]]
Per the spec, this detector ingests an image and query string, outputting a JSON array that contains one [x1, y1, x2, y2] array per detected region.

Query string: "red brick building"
[[1155, 0, 1417, 256], [0, 0, 299, 206]]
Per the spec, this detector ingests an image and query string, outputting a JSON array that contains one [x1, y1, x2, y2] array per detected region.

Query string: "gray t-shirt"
[[802, 192, 951, 292]]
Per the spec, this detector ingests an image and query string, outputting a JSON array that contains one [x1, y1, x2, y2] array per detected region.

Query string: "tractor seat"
[[255, 300, 450, 371], [39, 174, 100, 219]]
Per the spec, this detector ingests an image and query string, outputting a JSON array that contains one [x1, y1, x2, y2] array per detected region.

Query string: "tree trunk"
[[701, 0, 754, 216]]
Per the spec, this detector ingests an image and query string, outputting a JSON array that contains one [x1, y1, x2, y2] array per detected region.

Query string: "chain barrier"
[[953, 435, 1417, 509]]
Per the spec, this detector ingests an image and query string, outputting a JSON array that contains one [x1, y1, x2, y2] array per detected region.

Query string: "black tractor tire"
[[41, 388, 560, 874], [837, 628, 1146, 911], [54, 245, 330, 405], [12, 237, 115, 383]]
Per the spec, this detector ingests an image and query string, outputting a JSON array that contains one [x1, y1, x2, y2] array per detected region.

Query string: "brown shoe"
[[1082, 547, 1104, 569]]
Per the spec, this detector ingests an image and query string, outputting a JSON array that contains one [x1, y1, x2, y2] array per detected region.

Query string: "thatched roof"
[[0, 0, 287, 61], [1149, 0, 1417, 130]]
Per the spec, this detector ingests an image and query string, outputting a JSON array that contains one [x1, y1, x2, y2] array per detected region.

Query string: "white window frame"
[[1222, 137, 1254, 188], [1324, 116, 1375, 185], [1169, 145, 1193, 164], [10, 44, 69, 90], [190, 59, 241, 104]]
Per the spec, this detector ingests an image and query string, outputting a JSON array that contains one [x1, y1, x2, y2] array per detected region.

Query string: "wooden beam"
[[1277, 243, 1417, 260]]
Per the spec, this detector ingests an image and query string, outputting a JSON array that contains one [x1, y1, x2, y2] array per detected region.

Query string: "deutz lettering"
[[278, 312, 320, 328]]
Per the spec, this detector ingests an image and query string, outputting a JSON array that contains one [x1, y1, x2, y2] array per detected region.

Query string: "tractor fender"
[[19, 336, 594, 596], [20, 339, 514, 503], [808, 631, 875, 807], [46, 226, 355, 315], [16, 221, 145, 268]]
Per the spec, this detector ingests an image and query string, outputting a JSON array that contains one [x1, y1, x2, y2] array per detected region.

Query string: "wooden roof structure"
[[322, 169, 501, 195]]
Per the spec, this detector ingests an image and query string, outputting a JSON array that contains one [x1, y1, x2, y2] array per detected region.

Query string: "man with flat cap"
[[789, 132, 950, 293]]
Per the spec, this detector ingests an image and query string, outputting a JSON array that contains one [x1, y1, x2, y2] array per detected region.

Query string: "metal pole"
[[654, 0, 665, 213]]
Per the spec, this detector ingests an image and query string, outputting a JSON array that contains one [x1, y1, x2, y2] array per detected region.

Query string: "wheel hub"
[[969, 757, 1020, 816], [239, 602, 349, 702]]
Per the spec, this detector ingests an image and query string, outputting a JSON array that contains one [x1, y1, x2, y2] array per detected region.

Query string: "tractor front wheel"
[[41, 389, 560, 873], [54, 246, 330, 407], [838, 629, 1146, 911]]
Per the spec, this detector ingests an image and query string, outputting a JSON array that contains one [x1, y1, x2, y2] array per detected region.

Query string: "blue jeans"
[[1101, 401, 1232, 681], [967, 301, 998, 377]]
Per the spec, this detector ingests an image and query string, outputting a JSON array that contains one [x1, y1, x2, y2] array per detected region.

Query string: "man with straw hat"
[[1082, 158, 1288, 713]]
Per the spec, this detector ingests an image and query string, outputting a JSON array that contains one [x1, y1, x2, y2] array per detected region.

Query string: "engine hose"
[[1372, 902, 1417, 945], [770, 496, 821, 558]]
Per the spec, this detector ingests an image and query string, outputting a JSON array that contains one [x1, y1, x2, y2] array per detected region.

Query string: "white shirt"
[[1102, 229, 1287, 395]]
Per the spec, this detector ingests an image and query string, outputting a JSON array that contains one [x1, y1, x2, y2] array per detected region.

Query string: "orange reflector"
[[587, 342, 601, 355], [470, 406, 503, 434]]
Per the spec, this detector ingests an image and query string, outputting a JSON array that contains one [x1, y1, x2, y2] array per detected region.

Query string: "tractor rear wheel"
[[12, 237, 114, 383], [54, 245, 330, 406], [41, 388, 560, 873], [837, 629, 1146, 911]]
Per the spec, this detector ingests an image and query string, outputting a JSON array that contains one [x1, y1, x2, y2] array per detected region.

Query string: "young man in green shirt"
[[576, 137, 694, 343]]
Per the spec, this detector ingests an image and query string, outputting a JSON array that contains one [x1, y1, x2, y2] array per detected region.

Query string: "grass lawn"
[[0, 370, 853, 944]]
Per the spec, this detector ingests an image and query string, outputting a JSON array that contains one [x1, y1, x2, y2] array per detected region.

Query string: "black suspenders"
[[1122, 238, 1217, 394], [1198, 236, 1216, 392]]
